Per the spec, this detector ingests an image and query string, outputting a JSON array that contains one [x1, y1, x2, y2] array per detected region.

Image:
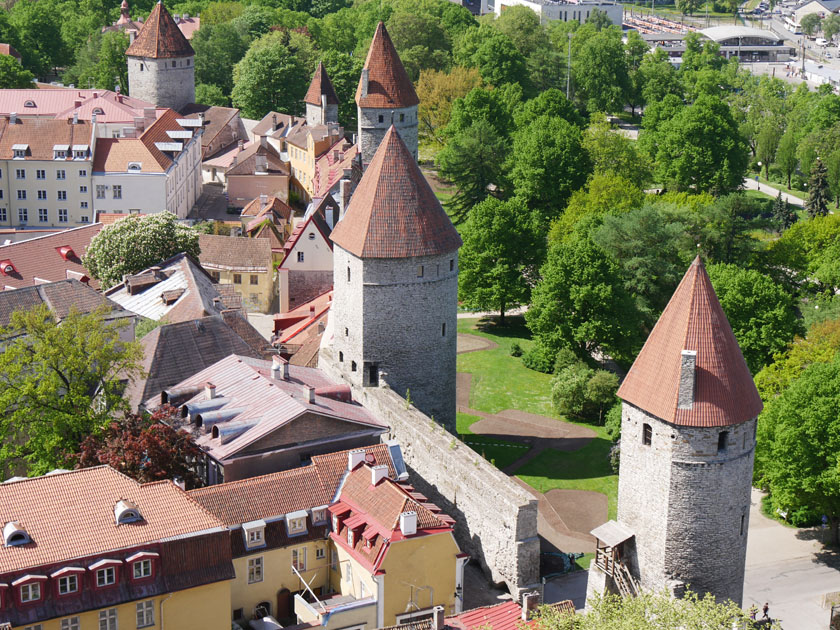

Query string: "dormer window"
[[92, 108, 104, 115], [133, 559, 151, 579], [127, 162, 142, 171], [114, 499, 142, 524], [23, 100, 35, 108], [286, 510, 307, 536], [20, 582, 40, 602], [243, 520, 266, 549], [57, 574, 78, 595], [96, 567, 115, 587], [311, 507, 327, 524], [4, 521, 30, 546], [12, 144, 28, 159], [53, 145, 69, 160], [72, 145, 89, 160]]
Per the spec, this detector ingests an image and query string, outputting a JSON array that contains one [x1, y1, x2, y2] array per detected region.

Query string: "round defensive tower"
[[328, 126, 461, 432], [608, 257, 763, 606]]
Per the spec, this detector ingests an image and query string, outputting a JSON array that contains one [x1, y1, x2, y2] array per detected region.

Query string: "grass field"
[[457, 317, 617, 510]]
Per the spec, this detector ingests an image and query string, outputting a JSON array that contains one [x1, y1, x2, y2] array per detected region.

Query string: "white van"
[[816, 37, 828, 46]]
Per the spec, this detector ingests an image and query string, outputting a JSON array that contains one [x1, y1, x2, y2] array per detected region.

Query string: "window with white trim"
[[18, 208, 27, 222], [16, 190, 25, 200], [345, 562, 352, 583], [37, 190, 46, 200], [99, 608, 117, 630], [38, 208, 47, 222], [0, 208, 6, 221], [36, 169, 45, 180], [96, 566, 116, 586], [80, 201, 88, 209], [79, 185, 87, 193], [248, 556, 263, 583], [297, 251, 304, 263], [247, 529, 263, 546], [316, 547, 325, 560], [57, 190, 67, 201], [133, 559, 152, 579], [96, 185, 106, 199], [56, 170, 66, 180], [113, 185, 122, 199], [58, 574, 77, 594], [24, 625, 43, 630], [292, 547, 306, 571], [136, 600, 154, 628], [60, 617, 79, 630], [20, 582, 40, 602], [15, 169, 24, 180], [79, 169, 87, 177], [288, 517, 306, 535], [58, 208, 67, 222], [80, 215, 90, 223]]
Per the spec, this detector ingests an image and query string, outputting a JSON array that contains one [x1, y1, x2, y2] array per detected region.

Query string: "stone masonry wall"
[[319, 345, 541, 597], [127, 56, 195, 112], [357, 105, 418, 165], [306, 103, 339, 127], [288, 270, 333, 309]]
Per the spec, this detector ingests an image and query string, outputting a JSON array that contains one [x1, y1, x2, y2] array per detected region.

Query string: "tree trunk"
[[499, 300, 506, 326], [832, 516, 839, 547], [787, 171, 792, 190]]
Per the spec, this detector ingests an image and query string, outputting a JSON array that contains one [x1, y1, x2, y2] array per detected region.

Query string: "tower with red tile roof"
[[125, 1, 195, 112], [604, 256, 761, 606], [355, 22, 419, 165], [305, 61, 339, 127], [327, 126, 461, 431]]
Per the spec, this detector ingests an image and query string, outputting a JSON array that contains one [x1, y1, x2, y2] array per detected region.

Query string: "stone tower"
[[327, 126, 462, 431], [589, 257, 763, 606], [125, 1, 195, 112], [355, 22, 419, 166], [305, 62, 339, 127]]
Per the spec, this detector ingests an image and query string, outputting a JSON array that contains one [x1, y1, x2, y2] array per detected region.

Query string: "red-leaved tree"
[[76, 405, 204, 488]]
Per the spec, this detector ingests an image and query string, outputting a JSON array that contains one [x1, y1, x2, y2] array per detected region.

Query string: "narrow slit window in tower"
[[400, 113, 405, 122], [351, 361, 357, 372], [449, 259, 454, 271], [718, 431, 729, 453], [740, 514, 745, 535], [364, 363, 379, 387], [417, 265, 424, 278], [441, 322, 446, 337], [339, 351, 344, 362], [642, 423, 652, 446], [378, 115, 384, 123], [347, 267, 351, 282]]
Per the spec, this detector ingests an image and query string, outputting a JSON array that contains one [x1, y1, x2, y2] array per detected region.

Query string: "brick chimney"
[[678, 350, 697, 409]]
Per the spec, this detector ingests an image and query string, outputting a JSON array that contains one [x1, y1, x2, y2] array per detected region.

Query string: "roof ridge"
[[188, 463, 319, 496]]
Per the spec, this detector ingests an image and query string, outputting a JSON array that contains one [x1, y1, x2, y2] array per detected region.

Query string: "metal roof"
[[700, 25, 782, 41]]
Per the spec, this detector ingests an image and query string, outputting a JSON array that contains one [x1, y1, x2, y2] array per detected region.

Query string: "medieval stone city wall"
[[127, 56, 195, 112], [357, 105, 418, 164], [319, 346, 541, 597]]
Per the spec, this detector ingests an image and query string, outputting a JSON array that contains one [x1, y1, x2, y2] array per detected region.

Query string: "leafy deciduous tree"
[[0, 55, 34, 88], [416, 67, 482, 144]]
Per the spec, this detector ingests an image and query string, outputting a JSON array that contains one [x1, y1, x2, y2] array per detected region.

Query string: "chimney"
[[677, 350, 697, 409], [205, 382, 217, 400], [173, 477, 186, 490], [360, 68, 369, 98], [399, 511, 417, 536], [91, 113, 97, 124], [74, 99, 81, 109], [272, 113, 278, 131], [271, 354, 286, 380], [521, 592, 540, 621], [129, 30, 136, 43], [134, 116, 145, 132], [371, 464, 388, 485], [260, 193, 269, 210], [306, 385, 316, 403], [72, 112, 79, 125], [348, 449, 365, 470], [259, 135, 268, 148], [432, 606, 445, 630], [339, 178, 352, 219], [143, 107, 155, 127], [237, 139, 244, 151], [321, 93, 327, 124]]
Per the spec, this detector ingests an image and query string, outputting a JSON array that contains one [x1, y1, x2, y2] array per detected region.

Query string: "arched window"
[[23, 100, 35, 108], [114, 500, 142, 524], [92, 108, 105, 115]]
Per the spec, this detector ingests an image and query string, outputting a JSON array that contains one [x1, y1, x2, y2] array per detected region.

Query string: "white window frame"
[[35, 169, 45, 180], [133, 559, 152, 579], [113, 185, 122, 199], [15, 169, 24, 180], [248, 556, 263, 584], [56, 170, 66, 180], [60, 617, 79, 630], [57, 574, 78, 594], [57, 190, 67, 201], [316, 547, 325, 560], [96, 566, 116, 587], [136, 600, 154, 628], [20, 582, 40, 602], [99, 607, 117, 630], [58, 208, 68, 223], [96, 185, 106, 199], [292, 547, 306, 572]]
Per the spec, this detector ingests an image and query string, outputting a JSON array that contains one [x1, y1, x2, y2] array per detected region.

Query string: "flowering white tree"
[[83, 213, 201, 289]]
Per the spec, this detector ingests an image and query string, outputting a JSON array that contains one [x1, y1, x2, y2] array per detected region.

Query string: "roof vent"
[[114, 499, 142, 524], [521, 592, 540, 621], [399, 511, 417, 536], [271, 354, 288, 381], [56, 245, 75, 261], [0, 260, 17, 276], [433, 606, 445, 630], [371, 464, 388, 485], [205, 382, 217, 400], [678, 350, 697, 410], [3, 521, 30, 546]]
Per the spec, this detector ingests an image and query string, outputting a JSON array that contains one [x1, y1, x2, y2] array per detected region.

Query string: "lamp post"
[[757, 161, 762, 189]]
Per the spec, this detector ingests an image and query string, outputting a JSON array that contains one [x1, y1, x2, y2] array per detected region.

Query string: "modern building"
[[277, 211, 333, 313], [327, 126, 462, 432], [356, 23, 419, 165], [148, 354, 389, 483], [0, 466, 234, 630], [643, 26, 795, 63], [0, 223, 102, 289], [91, 108, 204, 219], [198, 234, 275, 313], [588, 257, 762, 606], [493, 0, 622, 26], [795, 0, 840, 26], [187, 444, 404, 626], [125, 1, 196, 112]]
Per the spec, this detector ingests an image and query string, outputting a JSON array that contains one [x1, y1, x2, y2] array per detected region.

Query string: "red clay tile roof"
[[330, 126, 461, 258], [198, 234, 272, 271], [305, 62, 340, 106], [0, 117, 93, 160], [241, 195, 293, 222], [0, 466, 224, 574], [617, 256, 763, 427], [125, 2, 194, 59], [356, 22, 419, 109], [311, 444, 395, 493], [0, 224, 101, 290]]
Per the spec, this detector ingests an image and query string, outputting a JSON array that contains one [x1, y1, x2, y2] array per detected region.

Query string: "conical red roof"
[[126, 1, 194, 59], [617, 257, 762, 427], [305, 62, 339, 106], [330, 126, 461, 258], [355, 22, 419, 109]]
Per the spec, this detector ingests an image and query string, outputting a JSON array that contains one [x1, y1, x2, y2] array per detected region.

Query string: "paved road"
[[743, 177, 805, 206], [744, 488, 840, 629]]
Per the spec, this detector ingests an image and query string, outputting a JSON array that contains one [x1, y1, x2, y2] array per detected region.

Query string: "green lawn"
[[457, 317, 617, 514], [517, 440, 619, 520], [463, 435, 530, 470]]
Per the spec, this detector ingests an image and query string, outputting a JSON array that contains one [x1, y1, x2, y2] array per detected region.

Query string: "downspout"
[[159, 592, 174, 630], [374, 573, 385, 628]]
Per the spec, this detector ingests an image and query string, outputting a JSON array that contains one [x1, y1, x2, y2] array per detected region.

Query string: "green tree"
[[651, 94, 749, 195], [493, 4, 548, 57], [386, 11, 451, 81], [756, 119, 782, 179], [446, 86, 514, 140], [510, 115, 591, 224], [472, 31, 528, 90], [707, 263, 804, 373], [756, 355, 840, 545], [458, 197, 543, 323], [772, 191, 798, 232], [83, 213, 202, 289], [0, 55, 34, 88], [537, 590, 752, 629], [202, 1, 244, 24], [62, 31, 129, 95], [824, 13, 840, 41], [638, 48, 683, 106], [416, 66, 482, 145], [827, 149, 840, 208], [624, 30, 648, 115], [585, 8, 613, 31], [513, 88, 583, 129], [231, 5, 277, 40], [527, 237, 641, 365], [0, 304, 142, 476], [801, 12, 822, 37], [571, 27, 628, 114], [9, 0, 64, 76], [436, 120, 507, 224], [807, 157, 831, 218], [231, 31, 312, 119], [320, 49, 363, 129], [776, 128, 799, 190], [676, 0, 702, 15], [195, 83, 229, 106], [551, 362, 618, 423], [192, 23, 249, 97], [582, 114, 651, 184]]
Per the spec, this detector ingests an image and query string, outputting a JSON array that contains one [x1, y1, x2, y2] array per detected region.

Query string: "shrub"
[[551, 363, 619, 423], [522, 344, 556, 373], [605, 403, 622, 441], [553, 347, 579, 374], [510, 341, 523, 357]]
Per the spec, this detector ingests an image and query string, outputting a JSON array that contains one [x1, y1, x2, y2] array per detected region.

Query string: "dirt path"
[[456, 333, 605, 555]]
